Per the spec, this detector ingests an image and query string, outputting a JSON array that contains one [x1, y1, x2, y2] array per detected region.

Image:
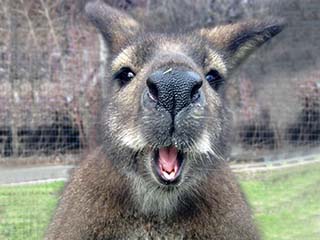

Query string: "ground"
[[0, 182, 64, 240], [240, 162, 320, 240], [0, 163, 320, 240]]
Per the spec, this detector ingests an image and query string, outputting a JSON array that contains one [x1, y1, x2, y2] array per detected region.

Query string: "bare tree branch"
[[39, 0, 61, 51], [19, 0, 40, 49]]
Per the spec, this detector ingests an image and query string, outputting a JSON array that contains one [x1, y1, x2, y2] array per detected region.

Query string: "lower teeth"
[[162, 171, 175, 180]]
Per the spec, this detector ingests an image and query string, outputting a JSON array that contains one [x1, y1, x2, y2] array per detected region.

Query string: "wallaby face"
[[86, 1, 284, 217], [46, 1, 284, 239]]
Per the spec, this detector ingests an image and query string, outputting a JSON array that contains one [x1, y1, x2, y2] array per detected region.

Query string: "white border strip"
[[1, 178, 67, 186], [231, 158, 320, 173]]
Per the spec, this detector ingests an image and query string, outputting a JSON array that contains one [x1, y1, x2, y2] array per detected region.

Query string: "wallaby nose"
[[146, 69, 203, 116]]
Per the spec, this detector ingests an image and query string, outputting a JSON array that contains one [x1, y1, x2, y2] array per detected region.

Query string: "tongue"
[[158, 147, 179, 180]]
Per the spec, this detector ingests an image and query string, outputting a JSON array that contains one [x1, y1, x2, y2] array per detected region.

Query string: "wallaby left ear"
[[85, 0, 140, 54], [199, 19, 285, 72]]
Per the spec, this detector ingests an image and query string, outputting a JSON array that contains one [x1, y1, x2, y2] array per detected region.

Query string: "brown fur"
[[46, 1, 284, 239], [46, 148, 257, 240]]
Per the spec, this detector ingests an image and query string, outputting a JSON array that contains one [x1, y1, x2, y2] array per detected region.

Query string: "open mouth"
[[152, 146, 184, 185]]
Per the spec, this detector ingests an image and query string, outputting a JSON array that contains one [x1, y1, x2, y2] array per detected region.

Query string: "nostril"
[[190, 80, 203, 102], [146, 78, 159, 102]]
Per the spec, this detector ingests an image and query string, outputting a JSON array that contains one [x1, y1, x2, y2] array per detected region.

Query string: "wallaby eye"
[[113, 67, 135, 87], [205, 69, 224, 91]]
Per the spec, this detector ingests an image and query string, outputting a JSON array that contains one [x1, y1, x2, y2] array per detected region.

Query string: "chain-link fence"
[[0, 48, 102, 164], [0, 0, 104, 164], [230, 73, 320, 162]]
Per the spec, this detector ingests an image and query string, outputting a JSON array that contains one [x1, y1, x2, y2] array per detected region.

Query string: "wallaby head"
[[86, 0, 284, 217]]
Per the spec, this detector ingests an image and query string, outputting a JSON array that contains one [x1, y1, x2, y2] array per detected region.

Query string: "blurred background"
[[0, 0, 319, 239]]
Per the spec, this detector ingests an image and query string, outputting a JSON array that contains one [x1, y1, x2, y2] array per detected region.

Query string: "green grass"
[[240, 162, 320, 240], [0, 163, 320, 240], [0, 182, 64, 240]]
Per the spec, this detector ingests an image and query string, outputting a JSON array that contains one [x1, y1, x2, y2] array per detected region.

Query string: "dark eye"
[[113, 67, 135, 87], [205, 69, 224, 91]]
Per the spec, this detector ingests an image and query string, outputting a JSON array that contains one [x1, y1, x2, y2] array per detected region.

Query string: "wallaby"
[[46, 1, 284, 239]]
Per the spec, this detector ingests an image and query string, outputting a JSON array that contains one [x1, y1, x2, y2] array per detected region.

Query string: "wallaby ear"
[[85, 0, 140, 53], [199, 19, 285, 72]]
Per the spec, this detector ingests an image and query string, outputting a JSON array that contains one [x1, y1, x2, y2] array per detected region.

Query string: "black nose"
[[146, 69, 202, 116]]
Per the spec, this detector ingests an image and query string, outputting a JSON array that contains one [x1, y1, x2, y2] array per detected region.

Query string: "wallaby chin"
[[46, 1, 284, 239]]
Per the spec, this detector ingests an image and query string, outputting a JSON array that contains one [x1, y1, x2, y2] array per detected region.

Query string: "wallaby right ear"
[[85, 0, 140, 53], [198, 19, 285, 72]]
